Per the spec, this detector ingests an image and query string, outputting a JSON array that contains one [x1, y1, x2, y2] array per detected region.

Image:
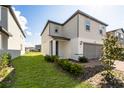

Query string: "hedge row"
[[44, 55, 84, 76]]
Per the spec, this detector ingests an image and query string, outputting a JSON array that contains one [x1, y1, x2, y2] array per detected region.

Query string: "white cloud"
[[25, 42, 34, 47], [26, 31, 32, 36], [12, 7, 32, 36]]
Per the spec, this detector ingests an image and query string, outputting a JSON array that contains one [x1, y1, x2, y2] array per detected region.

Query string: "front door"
[[56, 41, 59, 56]]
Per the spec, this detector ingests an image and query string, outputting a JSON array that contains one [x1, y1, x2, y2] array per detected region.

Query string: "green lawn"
[[9, 52, 92, 88]]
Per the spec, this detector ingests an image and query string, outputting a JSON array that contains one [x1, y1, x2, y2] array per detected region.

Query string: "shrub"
[[58, 59, 84, 76], [0, 53, 11, 70], [69, 63, 83, 76], [58, 59, 71, 71], [44, 55, 59, 62], [78, 56, 88, 63], [44, 55, 52, 62], [117, 50, 124, 61], [51, 55, 59, 62]]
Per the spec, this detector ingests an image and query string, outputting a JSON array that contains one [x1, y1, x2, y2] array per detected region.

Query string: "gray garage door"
[[83, 43, 102, 59]]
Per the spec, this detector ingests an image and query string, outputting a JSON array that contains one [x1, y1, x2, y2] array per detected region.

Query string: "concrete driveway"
[[82, 59, 102, 68], [114, 60, 124, 71], [82, 59, 124, 72]]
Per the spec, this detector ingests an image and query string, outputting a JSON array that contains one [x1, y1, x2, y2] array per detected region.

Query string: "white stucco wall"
[[78, 14, 106, 44], [49, 23, 64, 37], [63, 15, 78, 38], [41, 24, 53, 55], [7, 8, 25, 55]]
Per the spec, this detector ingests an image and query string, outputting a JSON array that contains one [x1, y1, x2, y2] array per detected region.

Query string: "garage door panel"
[[83, 43, 102, 59]]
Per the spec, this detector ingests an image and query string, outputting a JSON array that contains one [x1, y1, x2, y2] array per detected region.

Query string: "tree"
[[101, 33, 122, 80]]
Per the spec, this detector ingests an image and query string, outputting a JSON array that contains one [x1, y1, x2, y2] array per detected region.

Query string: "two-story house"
[[107, 28, 124, 46], [41, 10, 108, 60], [0, 5, 26, 58]]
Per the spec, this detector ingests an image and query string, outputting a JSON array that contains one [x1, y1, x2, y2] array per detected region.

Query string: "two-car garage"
[[83, 43, 103, 59]]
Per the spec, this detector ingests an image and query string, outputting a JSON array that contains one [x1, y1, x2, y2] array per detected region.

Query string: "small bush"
[[0, 53, 11, 70], [58, 59, 84, 76], [51, 55, 59, 62], [44, 55, 52, 62], [58, 59, 71, 71], [78, 56, 88, 63], [44, 55, 59, 62], [70, 63, 83, 76]]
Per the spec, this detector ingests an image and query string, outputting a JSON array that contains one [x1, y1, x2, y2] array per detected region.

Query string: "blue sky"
[[13, 5, 124, 47]]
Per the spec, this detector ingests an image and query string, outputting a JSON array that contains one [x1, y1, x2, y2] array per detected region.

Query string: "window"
[[99, 29, 103, 35], [55, 29, 58, 33], [99, 25, 104, 35], [85, 20, 91, 31]]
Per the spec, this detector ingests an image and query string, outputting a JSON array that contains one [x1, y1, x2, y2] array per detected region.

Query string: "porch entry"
[[50, 40, 59, 56]]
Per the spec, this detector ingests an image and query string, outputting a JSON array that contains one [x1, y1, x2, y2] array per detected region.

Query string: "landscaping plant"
[[44, 55, 59, 62], [0, 53, 11, 70], [100, 34, 122, 83], [58, 59, 84, 76]]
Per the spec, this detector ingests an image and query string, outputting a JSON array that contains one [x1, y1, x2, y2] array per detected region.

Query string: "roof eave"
[[0, 26, 12, 36]]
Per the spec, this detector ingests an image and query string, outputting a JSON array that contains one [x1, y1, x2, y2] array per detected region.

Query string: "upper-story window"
[[55, 29, 58, 33], [85, 20, 91, 31], [99, 25, 105, 35], [99, 29, 103, 35]]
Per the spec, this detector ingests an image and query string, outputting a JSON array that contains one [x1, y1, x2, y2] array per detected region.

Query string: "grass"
[[7, 52, 93, 88]]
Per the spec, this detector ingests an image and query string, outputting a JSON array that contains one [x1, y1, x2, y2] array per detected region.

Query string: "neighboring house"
[[35, 45, 41, 52], [0, 5, 26, 58], [25, 47, 35, 52], [107, 28, 124, 45], [40, 10, 108, 60]]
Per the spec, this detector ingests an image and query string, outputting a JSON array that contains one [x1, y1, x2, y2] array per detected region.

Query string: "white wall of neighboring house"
[[7, 7, 25, 55], [108, 29, 124, 45], [0, 6, 25, 58]]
